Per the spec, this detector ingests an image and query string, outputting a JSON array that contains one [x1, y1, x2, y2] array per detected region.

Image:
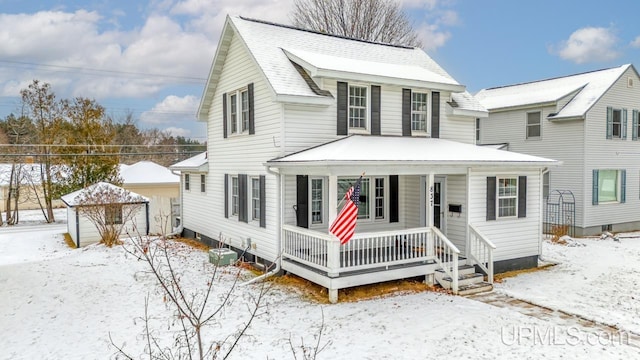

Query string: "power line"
[[0, 59, 207, 83]]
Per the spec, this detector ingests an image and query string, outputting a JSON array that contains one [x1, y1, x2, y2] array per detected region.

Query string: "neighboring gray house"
[[172, 16, 557, 302], [476, 64, 640, 236]]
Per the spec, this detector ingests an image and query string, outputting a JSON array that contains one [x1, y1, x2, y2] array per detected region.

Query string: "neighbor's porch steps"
[[435, 264, 493, 296]]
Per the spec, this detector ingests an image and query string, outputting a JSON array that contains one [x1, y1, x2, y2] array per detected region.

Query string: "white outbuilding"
[[61, 182, 149, 247]]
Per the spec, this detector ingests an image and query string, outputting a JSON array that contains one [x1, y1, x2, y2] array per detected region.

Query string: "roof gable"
[[476, 64, 635, 120], [198, 16, 466, 120]]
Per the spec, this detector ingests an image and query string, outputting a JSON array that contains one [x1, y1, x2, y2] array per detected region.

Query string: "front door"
[[434, 177, 445, 231]]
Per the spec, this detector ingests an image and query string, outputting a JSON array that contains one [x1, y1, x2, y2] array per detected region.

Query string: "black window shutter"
[[222, 93, 228, 139], [486, 176, 496, 221], [389, 175, 399, 223], [239, 174, 248, 222], [431, 91, 440, 138], [402, 88, 411, 136], [337, 82, 348, 135], [371, 85, 381, 135], [248, 83, 255, 135], [259, 175, 266, 228], [296, 175, 309, 228], [224, 174, 229, 218], [518, 176, 527, 218]]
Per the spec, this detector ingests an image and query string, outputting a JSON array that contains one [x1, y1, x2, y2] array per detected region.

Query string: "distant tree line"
[[0, 80, 205, 225]]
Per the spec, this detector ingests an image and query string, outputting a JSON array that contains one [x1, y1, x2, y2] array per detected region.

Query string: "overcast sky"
[[2, 0, 640, 140]]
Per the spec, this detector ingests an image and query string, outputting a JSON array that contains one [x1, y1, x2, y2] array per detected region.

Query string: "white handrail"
[[468, 224, 495, 283], [431, 226, 459, 294]]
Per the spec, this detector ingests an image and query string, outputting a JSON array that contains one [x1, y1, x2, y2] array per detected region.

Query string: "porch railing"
[[431, 226, 460, 293], [468, 224, 496, 283], [282, 225, 435, 275]]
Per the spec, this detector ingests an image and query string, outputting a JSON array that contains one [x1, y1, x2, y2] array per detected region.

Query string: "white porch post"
[[327, 175, 340, 303], [466, 167, 472, 264], [425, 172, 435, 285]]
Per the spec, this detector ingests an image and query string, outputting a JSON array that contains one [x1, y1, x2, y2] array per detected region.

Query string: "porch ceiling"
[[267, 135, 559, 174]]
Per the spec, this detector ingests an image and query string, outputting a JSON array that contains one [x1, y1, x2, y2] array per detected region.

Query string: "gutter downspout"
[[241, 165, 282, 286]]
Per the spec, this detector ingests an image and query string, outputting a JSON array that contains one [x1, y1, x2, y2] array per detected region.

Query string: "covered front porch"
[[267, 135, 555, 303]]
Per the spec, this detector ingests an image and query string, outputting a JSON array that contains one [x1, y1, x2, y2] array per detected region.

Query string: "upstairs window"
[[526, 111, 541, 139], [200, 174, 206, 193], [606, 107, 627, 140], [348, 85, 367, 129], [475, 118, 481, 143], [184, 174, 190, 191], [411, 92, 428, 132], [223, 84, 253, 137]]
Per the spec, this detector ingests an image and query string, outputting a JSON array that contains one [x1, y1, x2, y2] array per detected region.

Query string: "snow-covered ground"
[[1, 227, 639, 359]]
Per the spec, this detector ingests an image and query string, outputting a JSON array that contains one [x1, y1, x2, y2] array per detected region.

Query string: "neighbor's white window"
[[348, 85, 367, 129], [231, 176, 239, 216], [475, 118, 481, 143], [526, 111, 541, 139], [411, 92, 428, 132], [184, 174, 190, 191], [200, 174, 206, 193], [228, 88, 249, 134], [543, 172, 550, 199], [311, 178, 323, 224], [497, 177, 518, 218], [598, 170, 618, 202], [251, 177, 260, 221]]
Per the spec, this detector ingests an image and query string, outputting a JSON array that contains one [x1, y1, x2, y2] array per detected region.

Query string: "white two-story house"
[[476, 64, 640, 236], [171, 16, 557, 302]]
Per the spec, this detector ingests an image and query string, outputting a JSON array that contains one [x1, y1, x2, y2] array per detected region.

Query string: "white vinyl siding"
[[70, 203, 148, 247], [584, 66, 640, 229], [469, 169, 541, 262], [480, 104, 585, 228], [182, 30, 281, 261]]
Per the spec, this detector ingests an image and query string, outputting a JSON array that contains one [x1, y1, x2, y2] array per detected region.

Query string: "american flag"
[[329, 176, 362, 245]]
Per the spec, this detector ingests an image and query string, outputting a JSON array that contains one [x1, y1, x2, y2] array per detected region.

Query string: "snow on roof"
[[199, 16, 465, 119], [0, 163, 44, 186], [449, 91, 487, 117], [120, 161, 179, 185], [282, 48, 462, 90], [268, 135, 557, 166], [475, 64, 633, 119], [61, 182, 148, 207], [169, 152, 208, 172]]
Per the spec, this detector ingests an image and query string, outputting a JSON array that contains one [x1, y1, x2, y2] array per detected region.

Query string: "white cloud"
[[140, 94, 199, 125], [631, 36, 640, 48], [164, 126, 191, 137], [556, 27, 620, 64], [415, 22, 451, 51]]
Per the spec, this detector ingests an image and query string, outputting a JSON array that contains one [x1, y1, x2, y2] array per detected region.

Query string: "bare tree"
[[75, 183, 146, 246], [290, 0, 422, 47], [111, 232, 271, 359]]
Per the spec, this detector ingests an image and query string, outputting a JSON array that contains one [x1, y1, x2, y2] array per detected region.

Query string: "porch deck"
[[281, 224, 495, 302]]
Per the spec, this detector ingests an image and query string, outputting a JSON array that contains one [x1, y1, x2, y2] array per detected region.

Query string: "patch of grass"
[[270, 274, 448, 304], [62, 233, 77, 249], [174, 237, 210, 252], [494, 263, 556, 283]]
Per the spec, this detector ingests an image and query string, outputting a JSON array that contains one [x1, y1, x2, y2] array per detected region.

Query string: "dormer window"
[[349, 85, 367, 130]]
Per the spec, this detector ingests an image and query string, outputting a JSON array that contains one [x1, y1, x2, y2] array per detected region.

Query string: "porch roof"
[[267, 135, 558, 169]]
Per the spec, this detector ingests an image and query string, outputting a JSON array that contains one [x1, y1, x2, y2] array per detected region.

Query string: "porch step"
[[458, 281, 494, 296], [437, 272, 484, 289], [434, 264, 475, 286]]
